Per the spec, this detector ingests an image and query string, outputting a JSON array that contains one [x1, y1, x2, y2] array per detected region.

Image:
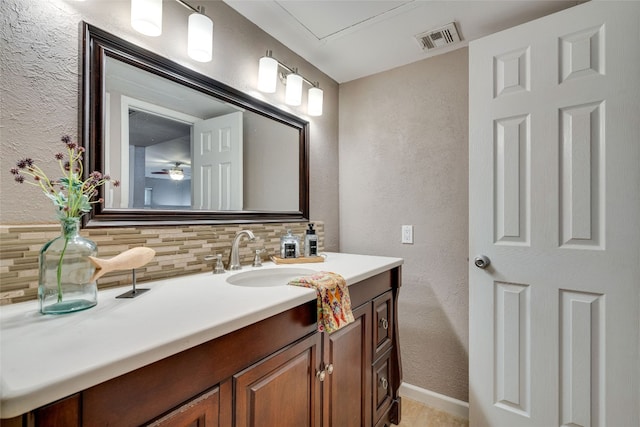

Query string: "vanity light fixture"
[[131, 0, 214, 63], [177, 0, 214, 63], [257, 50, 324, 116], [131, 0, 163, 37]]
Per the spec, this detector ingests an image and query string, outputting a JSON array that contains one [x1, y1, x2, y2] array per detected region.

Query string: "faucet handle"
[[214, 254, 226, 274], [253, 249, 265, 267], [205, 254, 226, 274]]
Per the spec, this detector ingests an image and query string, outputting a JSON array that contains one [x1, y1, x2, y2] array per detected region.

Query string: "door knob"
[[474, 255, 491, 269]]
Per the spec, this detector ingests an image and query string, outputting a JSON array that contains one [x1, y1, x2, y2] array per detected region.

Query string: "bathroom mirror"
[[82, 23, 309, 226]]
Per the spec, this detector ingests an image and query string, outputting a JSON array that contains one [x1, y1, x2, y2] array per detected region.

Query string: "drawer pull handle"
[[325, 363, 334, 375], [379, 318, 389, 330], [379, 377, 388, 390], [316, 369, 326, 382]]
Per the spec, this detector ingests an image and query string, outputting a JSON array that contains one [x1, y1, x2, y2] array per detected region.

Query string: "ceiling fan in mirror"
[[151, 162, 190, 181]]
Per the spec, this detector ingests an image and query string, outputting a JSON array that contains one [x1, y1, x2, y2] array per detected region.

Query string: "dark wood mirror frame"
[[81, 23, 309, 227]]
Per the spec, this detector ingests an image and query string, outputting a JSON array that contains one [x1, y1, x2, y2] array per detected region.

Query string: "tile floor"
[[396, 398, 469, 427]]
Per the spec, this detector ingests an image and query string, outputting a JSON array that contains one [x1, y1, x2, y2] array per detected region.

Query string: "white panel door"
[[469, 2, 640, 426], [192, 111, 243, 210]]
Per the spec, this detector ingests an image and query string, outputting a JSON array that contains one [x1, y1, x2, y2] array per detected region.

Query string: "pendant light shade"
[[131, 0, 163, 37], [188, 13, 213, 62], [258, 52, 278, 93], [285, 73, 303, 106], [308, 86, 323, 116]]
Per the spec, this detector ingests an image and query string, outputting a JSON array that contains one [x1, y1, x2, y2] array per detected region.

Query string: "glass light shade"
[[257, 56, 278, 93], [131, 0, 162, 37], [169, 169, 185, 181], [307, 86, 323, 116], [285, 73, 303, 106], [188, 13, 213, 62]]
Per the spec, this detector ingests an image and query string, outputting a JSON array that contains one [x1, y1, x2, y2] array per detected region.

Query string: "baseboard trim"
[[399, 382, 469, 420]]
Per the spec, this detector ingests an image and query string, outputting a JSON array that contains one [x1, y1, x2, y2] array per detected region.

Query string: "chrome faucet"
[[228, 230, 256, 270]]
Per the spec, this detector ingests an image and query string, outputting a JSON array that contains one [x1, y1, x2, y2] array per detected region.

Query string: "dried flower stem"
[[56, 233, 70, 303], [10, 135, 119, 221]]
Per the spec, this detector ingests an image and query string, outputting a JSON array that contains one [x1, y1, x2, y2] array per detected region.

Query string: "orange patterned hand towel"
[[288, 271, 355, 333]]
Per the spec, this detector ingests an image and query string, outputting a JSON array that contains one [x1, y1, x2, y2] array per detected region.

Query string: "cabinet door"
[[145, 387, 219, 427], [322, 303, 372, 427], [234, 333, 322, 427]]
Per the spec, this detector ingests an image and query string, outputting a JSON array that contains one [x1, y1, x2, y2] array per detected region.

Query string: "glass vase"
[[38, 218, 98, 314]]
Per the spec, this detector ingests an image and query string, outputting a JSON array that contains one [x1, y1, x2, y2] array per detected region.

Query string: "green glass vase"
[[38, 218, 98, 314]]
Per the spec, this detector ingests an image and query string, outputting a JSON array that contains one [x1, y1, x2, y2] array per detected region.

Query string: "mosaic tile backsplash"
[[0, 222, 324, 305]]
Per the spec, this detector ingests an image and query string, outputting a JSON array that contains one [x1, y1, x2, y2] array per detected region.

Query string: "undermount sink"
[[226, 267, 317, 287]]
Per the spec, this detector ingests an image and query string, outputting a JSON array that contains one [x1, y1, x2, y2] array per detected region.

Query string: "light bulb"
[[131, 0, 162, 37], [188, 13, 213, 62]]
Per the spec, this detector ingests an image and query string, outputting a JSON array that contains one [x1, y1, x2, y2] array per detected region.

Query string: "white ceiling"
[[224, 0, 584, 83]]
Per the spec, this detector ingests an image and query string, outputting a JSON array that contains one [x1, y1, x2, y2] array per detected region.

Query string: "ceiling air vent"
[[415, 22, 461, 51]]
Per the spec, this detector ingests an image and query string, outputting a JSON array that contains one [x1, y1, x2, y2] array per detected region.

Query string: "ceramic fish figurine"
[[88, 247, 156, 282]]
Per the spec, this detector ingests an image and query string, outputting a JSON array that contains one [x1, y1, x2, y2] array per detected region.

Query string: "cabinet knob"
[[316, 369, 326, 382], [379, 377, 388, 390], [379, 318, 389, 330], [325, 363, 334, 375]]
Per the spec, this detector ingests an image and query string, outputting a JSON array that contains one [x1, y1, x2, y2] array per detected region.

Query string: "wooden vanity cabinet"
[[4, 268, 401, 427]]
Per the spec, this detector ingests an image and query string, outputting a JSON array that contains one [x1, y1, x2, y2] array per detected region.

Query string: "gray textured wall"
[[339, 48, 470, 401], [0, 0, 340, 250]]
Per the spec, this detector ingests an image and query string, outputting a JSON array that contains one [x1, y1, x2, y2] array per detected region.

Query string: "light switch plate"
[[402, 225, 413, 244]]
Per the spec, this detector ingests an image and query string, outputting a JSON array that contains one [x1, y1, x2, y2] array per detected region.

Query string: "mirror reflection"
[[105, 56, 300, 212]]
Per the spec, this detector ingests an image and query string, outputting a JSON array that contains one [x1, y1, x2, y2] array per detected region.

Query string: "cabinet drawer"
[[372, 349, 393, 424], [373, 291, 393, 360]]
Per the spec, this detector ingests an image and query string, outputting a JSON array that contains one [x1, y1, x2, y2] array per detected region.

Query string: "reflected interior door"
[[192, 111, 243, 210], [469, 2, 640, 426]]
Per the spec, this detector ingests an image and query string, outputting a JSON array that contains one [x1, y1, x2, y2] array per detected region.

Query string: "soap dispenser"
[[280, 229, 300, 258], [304, 223, 318, 257]]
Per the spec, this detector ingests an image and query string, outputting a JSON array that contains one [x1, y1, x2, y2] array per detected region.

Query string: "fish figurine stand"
[[88, 247, 156, 299], [115, 268, 149, 299]]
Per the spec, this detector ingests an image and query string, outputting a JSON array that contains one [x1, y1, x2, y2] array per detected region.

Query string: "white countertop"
[[0, 252, 402, 418]]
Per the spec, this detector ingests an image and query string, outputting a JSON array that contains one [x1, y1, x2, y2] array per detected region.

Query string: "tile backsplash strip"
[[0, 222, 324, 305]]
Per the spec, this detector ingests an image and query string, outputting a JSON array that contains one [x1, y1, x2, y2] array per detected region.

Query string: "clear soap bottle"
[[280, 229, 300, 258], [304, 223, 318, 257]]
